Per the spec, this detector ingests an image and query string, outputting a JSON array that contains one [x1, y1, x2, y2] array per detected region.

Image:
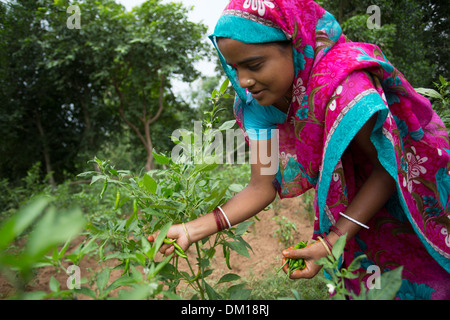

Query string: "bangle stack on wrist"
[[182, 222, 191, 245], [317, 225, 345, 262], [213, 206, 231, 231]]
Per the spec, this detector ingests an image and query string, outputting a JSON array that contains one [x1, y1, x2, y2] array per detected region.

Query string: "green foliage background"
[[0, 0, 448, 301]]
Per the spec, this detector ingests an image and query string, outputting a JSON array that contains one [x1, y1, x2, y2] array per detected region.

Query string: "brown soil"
[[0, 196, 314, 299]]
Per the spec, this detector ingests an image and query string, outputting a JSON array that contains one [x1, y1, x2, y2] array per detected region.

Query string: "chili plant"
[[272, 215, 298, 248], [0, 197, 86, 299], [79, 79, 254, 300], [315, 234, 403, 300]]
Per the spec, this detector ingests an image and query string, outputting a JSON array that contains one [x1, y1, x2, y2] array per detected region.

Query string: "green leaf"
[[117, 284, 152, 300], [152, 150, 170, 165], [147, 222, 172, 260], [229, 183, 244, 193], [97, 269, 111, 293], [218, 119, 236, 131], [141, 237, 152, 258], [217, 273, 240, 284], [204, 280, 221, 300], [415, 88, 442, 100], [90, 174, 105, 185], [219, 78, 230, 95], [228, 283, 251, 300], [25, 206, 86, 259], [226, 240, 249, 258], [75, 287, 97, 299], [366, 267, 403, 300], [235, 221, 254, 237], [21, 291, 48, 300], [49, 276, 60, 293], [104, 274, 138, 296], [148, 253, 174, 278], [161, 290, 182, 300], [314, 257, 330, 267], [190, 162, 218, 178], [143, 173, 157, 194], [332, 234, 347, 261], [206, 187, 228, 212], [291, 289, 302, 300], [347, 254, 367, 272], [0, 197, 50, 251]]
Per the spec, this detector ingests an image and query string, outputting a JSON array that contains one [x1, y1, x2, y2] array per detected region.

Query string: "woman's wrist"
[[185, 212, 218, 243]]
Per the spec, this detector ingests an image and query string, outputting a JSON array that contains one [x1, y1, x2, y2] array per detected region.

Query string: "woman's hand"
[[147, 224, 191, 257], [281, 240, 328, 279]]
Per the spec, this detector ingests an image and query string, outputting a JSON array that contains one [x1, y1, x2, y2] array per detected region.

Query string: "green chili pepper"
[[187, 269, 201, 283], [132, 198, 138, 215], [277, 240, 308, 276], [173, 242, 188, 259], [163, 238, 176, 245], [163, 238, 188, 258], [223, 245, 232, 270], [114, 190, 121, 210], [100, 179, 108, 199], [121, 258, 130, 276]]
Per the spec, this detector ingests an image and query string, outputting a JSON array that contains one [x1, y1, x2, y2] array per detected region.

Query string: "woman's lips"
[[251, 89, 266, 100]]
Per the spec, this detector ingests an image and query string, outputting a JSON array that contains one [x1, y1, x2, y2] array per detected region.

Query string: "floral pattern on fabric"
[[214, 0, 450, 299]]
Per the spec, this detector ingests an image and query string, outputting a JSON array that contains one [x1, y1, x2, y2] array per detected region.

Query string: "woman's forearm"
[[326, 114, 397, 245], [328, 165, 396, 245], [186, 182, 277, 243]]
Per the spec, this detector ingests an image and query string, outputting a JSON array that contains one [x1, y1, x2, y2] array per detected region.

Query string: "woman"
[[151, 0, 450, 299]]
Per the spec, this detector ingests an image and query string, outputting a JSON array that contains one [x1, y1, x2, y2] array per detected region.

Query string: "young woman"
[[150, 0, 450, 299]]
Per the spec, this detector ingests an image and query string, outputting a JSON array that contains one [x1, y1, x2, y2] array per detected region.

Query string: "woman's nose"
[[239, 75, 255, 88]]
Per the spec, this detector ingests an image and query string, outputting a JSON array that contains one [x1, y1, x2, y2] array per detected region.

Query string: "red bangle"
[[213, 208, 227, 232], [321, 233, 333, 252], [330, 225, 343, 237], [213, 209, 223, 231]]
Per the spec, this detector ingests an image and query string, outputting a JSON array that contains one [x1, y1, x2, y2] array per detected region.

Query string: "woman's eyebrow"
[[227, 56, 264, 67]]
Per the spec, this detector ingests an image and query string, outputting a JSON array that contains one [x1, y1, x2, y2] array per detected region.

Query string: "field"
[[0, 193, 328, 300]]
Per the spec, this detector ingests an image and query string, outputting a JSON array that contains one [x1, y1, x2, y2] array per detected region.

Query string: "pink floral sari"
[[211, 0, 450, 299]]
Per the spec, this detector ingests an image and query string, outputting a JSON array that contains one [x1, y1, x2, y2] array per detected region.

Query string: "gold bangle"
[[317, 236, 332, 257], [182, 223, 191, 244]]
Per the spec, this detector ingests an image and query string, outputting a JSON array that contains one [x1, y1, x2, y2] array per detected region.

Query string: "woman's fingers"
[[147, 226, 187, 256], [147, 232, 174, 255], [289, 264, 316, 279], [281, 242, 323, 279]]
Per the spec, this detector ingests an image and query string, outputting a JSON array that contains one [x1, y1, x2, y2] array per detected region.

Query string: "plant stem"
[[194, 242, 206, 300]]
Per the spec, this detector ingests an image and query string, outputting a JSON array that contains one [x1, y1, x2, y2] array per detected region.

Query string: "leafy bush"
[[416, 75, 450, 133], [73, 79, 255, 300]]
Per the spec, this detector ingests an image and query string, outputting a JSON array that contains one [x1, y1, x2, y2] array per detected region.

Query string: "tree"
[[105, 0, 209, 171], [0, 0, 122, 185], [0, 0, 209, 184], [317, 0, 447, 87]]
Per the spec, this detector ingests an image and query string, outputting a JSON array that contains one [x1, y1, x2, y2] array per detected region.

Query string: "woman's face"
[[218, 38, 295, 108]]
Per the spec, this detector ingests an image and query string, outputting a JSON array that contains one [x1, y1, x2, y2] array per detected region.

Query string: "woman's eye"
[[248, 63, 261, 71]]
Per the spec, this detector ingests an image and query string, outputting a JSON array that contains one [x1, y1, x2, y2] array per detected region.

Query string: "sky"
[[118, 0, 229, 34], [116, 0, 229, 96]]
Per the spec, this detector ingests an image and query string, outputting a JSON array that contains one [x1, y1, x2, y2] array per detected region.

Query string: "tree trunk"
[[338, 0, 344, 24], [34, 109, 56, 190], [113, 73, 166, 172], [143, 73, 166, 171]]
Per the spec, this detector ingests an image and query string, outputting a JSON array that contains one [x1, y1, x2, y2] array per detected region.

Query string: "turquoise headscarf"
[[209, 14, 291, 103]]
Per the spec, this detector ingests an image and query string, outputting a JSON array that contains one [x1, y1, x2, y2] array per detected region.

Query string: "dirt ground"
[[0, 196, 315, 299]]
